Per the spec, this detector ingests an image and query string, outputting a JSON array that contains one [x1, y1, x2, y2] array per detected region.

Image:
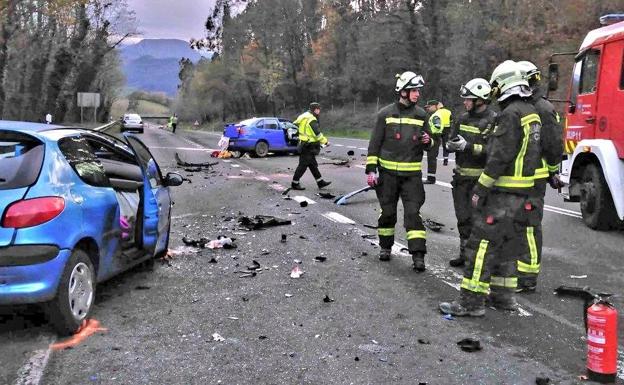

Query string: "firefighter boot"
[[487, 287, 518, 311], [516, 276, 537, 293], [449, 239, 467, 267], [411, 252, 426, 272], [317, 180, 332, 189], [291, 181, 306, 190], [379, 249, 391, 261], [439, 290, 485, 317]]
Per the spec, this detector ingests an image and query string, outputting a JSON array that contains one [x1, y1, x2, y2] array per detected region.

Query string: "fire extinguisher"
[[587, 301, 618, 383], [555, 286, 618, 383]]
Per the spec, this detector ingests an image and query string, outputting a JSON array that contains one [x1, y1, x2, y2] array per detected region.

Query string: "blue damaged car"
[[223, 117, 300, 157], [0, 121, 182, 335]]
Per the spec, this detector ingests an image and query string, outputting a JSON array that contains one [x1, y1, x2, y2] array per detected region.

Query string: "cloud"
[[127, 0, 215, 40]]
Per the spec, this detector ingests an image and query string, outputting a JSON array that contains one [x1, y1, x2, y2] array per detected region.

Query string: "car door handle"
[[585, 116, 596, 123]]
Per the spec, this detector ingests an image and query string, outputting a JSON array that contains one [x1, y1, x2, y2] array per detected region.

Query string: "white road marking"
[[231, 164, 240, 168], [255, 176, 270, 181], [346, 146, 357, 149], [222, 159, 232, 163], [292, 196, 316, 205], [355, 165, 366, 169], [14, 337, 54, 385], [358, 147, 367, 151], [333, 144, 344, 147], [321, 212, 356, 224], [241, 170, 254, 174]]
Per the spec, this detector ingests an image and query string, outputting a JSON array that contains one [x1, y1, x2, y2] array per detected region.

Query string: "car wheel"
[[46, 249, 95, 336], [580, 163, 619, 230], [254, 141, 269, 157]]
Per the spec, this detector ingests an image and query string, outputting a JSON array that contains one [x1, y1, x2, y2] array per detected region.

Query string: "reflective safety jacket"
[[530, 88, 564, 182], [366, 101, 434, 176], [448, 106, 497, 179], [477, 97, 542, 194], [295, 111, 327, 144], [429, 107, 452, 135]]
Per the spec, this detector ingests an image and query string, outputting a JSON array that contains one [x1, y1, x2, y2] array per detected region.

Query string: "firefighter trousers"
[[375, 170, 427, 254], [451, 175, 478, 258], [426, 133, 449, 177], [460, 191, 530, 306], [293, 144, 322, 182], [516, 181, 546, 287]]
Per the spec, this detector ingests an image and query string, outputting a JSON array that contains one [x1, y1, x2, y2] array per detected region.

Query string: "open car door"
[[124, 135, 172, 254]]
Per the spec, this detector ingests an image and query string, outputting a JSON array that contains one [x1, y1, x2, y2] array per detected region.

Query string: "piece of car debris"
[[317, 192, 336, 199], [457, 338, 481, 352], [239, 272, 257, 278], [423, 218, 445, 232], [535, 377, 550, 385], [247, 260, 261, 270], [285, 293, 293, 298], [212, 333, 225, 342], [238, 215, 292, 230], [280, 234, 287, 243], [347, 150, 355, 156], [208, 257, 218, 264], [323, 295, 335, 303], [227, 316, 239, 320], [300, 201, 308, 208], [417, 339, 431, 345], [134, 285, 150, 290], [314, 256, 327, 262], [290, 265, 304, 278]]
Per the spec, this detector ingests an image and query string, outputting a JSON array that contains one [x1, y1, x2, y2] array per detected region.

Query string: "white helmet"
[[395, 71, 425, 92], [460, 78, 491, 100], [489, 60, 528, 97], [517, 60, 541, 81]]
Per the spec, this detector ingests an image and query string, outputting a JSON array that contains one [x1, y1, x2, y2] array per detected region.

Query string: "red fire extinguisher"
[[587, 301, 618, 383]]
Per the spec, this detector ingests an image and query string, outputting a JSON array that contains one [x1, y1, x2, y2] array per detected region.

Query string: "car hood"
[[0, 187, 28, 246]]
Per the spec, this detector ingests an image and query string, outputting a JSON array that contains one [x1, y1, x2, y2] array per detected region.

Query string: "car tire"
[[46, 249, 96, 336], [580, 163, 619, 230], [254, 141, 269, 157]]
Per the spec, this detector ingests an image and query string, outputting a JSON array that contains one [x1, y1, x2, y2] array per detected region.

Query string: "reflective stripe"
[[457, 167, 484, 177], [379, 158, 422, 172], [378, 228, 395, 236], [494, 176, 534, 188], [547, 163, 559, 172], [478, 173, 496, 188], [520, 113, 541, 126], [406, 230, 426, 240], [460, 124, 481, 134], [490, 276, 518, 288], [555, 112, 561, 123], [367, 156, 379, 165], [461, 240, 490, 294], [473, 144, 483, 155], [514, 118, 531, 177], [518, 226, 540, 274], [534, 167, 548, 180], [385, 117, 424, 126]]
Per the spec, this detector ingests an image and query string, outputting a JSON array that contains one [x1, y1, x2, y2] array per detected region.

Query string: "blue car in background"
[[0, 121, 182, 335], [223, 117, 299, 157]]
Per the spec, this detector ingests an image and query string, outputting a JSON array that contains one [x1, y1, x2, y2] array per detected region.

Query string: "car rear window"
[[0, 131, 45, 190]]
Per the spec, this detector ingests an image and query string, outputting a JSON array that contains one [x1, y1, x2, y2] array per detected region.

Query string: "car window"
[[579, 49, 600, 94], [265, 119, 279, 130], [125, 136, 162, 189], [0, 131, 45, 190], [58, 135, 110, 187], [255, 119, 265, 129], [84, 136, 137, 164]]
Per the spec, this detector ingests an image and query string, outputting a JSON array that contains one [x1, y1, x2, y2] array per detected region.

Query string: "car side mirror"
[[164, 172, 183, 187], [548, 63, 559, 92]]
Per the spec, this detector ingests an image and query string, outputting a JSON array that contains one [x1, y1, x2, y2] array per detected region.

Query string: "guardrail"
[[94, 121, 120, 132]]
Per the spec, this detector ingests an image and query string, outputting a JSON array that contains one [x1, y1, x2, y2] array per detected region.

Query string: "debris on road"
[[443, 314, 454, 320], [212, 333, 225, 342], [50, 319, 108, 351], [227, 316, 239, 320], [208, 236, 236, 249], [167, 246, 199, 256], [182, 237, 209, 248], [334, 186, 374, 205], [281, 234, 287, 243], [457, 338, 482, 352], [175, 153, 217, 169], [290, 265, 304, 278], [347, 150, 355, 156], [300, 201, 308, 207], [417, 339, 431, 345], [570, 274, 588, 279], [247, 260, 261, 270], [208, 257, 218, 263], [239, 215, 292, 230], [535, 377, 550, 385], [285, 293, 293, 298], [239, 272, 257, 278], [314, 256, 327, 262], [317, 192, 336, 199], [363, 224, 378, 229], [323, 295, 335, 303], [361, 234, 376, 240], [134, 285, 150, 290], [281, 188, 292, 195], [423, 218, 445, 232]]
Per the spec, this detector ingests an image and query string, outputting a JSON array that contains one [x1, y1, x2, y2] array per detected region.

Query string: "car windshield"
[[125, 114, 141, 121], [0, 130, 45, 190], [239, 118, 258, 126]]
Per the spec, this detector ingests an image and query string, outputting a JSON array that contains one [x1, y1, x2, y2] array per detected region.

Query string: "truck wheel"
[[580, 163, 618, 230], [254, 141, 269, 157], [46, 249, 96, 336]]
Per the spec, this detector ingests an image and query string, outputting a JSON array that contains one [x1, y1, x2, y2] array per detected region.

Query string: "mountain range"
[[118, 39, 210, 96]]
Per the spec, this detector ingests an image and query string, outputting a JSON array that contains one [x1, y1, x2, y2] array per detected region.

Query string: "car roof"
[[0, 120, 66, 133]]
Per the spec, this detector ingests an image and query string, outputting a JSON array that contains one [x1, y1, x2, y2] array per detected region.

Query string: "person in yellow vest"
[[424, 100, 452, 184], [291, 102, 331, 190]]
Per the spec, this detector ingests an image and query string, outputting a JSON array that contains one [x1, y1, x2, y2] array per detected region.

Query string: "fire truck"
[[548, 14, 624, 230]]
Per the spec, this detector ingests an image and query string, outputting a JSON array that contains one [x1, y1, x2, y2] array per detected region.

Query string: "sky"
[[126, 0, 215, 41]]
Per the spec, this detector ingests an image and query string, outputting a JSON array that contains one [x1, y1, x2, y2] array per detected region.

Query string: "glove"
[[446, 135, 467, 152], [548, 174, 565, 190], [367, 172, 378, 187], [420, 132, 431, 145], [471, 183, 490, 209]]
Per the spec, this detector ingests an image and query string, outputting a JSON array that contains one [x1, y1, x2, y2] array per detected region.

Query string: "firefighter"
[[445, 78, 497, 268], [439, 60, 542, 316], [424, 100, 452, 184], [291, 102, 331, 190], [515, 61, 564, 292], [366, 71, 433, 272]]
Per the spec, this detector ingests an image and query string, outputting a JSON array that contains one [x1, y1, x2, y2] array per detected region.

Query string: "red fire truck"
[[548, 14, 624, 230]]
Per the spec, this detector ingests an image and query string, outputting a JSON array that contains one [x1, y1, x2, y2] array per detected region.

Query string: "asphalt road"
[[1, 124, 623, 385]]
